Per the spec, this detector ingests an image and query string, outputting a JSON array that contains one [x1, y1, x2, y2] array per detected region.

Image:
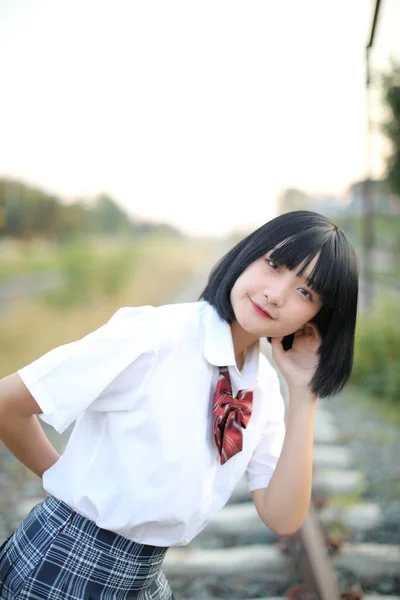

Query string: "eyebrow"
[[268, 249, 319, 289], [292, 258, 314, 281], [296, 269, 313, 284]]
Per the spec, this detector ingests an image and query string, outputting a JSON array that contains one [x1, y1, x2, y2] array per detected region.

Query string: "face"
[[230, 251, 324, 340]]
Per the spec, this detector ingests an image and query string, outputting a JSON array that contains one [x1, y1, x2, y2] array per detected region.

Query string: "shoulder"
[[98, 305, 157, 342], [107, 305, 155, 325], [152, 301, 207, 340], [107, 302, 206, 352]]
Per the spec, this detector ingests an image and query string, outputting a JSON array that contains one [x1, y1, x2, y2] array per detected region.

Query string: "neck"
[[230, 320, 259, 371]]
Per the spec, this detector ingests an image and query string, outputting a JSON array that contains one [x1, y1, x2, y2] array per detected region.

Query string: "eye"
[[266, 258, 279, 271], [298, 287, 312, 300]]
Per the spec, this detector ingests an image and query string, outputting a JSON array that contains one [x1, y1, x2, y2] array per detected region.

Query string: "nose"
[[263, 279, 287, 307], [264, 291, 284, 307]]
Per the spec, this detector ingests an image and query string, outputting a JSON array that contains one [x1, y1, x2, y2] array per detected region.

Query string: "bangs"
[[269, 228, 345, 308]]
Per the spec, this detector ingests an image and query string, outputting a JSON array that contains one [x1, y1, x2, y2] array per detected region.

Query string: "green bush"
[[351, 295, 400, 402], [334, 214, 400, 255], [41, 240, 138, 309]]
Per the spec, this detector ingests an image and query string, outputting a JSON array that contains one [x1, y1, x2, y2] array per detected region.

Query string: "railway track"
[[163, 394, 400, 599]]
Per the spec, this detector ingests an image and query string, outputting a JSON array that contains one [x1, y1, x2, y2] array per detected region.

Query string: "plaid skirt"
[[0, 496, 174, 599]]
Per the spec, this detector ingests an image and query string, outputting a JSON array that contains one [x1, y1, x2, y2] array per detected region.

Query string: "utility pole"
[[363, 0, 382, 310]]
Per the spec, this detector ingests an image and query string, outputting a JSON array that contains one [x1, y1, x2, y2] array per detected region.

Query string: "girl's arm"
[[251, 323, 320, 536], [0, 374, 60, 477], [252, 386, 316, 536]]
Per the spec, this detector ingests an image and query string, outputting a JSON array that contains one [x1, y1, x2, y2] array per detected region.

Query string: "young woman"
[[0, 210, 358, 599]]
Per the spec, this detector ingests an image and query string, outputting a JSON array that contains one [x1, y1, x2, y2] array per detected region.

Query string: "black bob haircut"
[[200, 210, 358, 398]]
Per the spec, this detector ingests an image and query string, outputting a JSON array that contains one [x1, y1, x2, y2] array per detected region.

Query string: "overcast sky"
[[0, 0, 399, 235]]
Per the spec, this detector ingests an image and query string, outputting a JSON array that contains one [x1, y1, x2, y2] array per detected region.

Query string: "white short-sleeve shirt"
[[18, 301, 285, 547]]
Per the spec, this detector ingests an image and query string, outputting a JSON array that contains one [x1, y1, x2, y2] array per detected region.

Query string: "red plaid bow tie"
[[213, 366, 253, 465]]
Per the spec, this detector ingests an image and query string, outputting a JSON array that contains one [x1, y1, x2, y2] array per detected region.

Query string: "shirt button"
[[205, 490, 212, 502]]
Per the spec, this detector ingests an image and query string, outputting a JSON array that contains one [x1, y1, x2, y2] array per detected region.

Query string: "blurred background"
[[0, 0, 399, 597]]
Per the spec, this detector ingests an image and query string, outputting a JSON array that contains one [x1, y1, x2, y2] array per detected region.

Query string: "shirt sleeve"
[[17, 306, 157, 434], [246, 363, 286, 492]]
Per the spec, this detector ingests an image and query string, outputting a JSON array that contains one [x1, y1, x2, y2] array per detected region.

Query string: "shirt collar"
[[203, 302, 260, 394]]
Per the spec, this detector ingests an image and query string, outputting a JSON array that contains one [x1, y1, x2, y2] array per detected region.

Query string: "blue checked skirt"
[[0, 496, 175, 599]]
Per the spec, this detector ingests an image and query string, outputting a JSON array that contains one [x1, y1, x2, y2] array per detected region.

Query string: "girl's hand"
[[271, 323, 321, 394]]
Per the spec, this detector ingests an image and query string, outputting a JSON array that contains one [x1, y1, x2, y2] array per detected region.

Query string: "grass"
[[0, 235, 187, 280], [351, 289, 400, 405], [373, 270, 400, 289], [326, 491, 363, 507], [0, 238, 60, 279], [0, 235, 216, 377], [341, 384, 400, 427]]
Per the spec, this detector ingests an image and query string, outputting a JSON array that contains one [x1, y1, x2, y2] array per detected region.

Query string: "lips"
[[250, 299, 273, 319]]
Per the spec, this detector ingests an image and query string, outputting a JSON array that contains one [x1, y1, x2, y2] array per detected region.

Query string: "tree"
[[90, 194, 132, 234], [0, 179, 60, 239], [0, 178, 182, 240], [278, 188, 312, 214], [383, 61, 400, 196]]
